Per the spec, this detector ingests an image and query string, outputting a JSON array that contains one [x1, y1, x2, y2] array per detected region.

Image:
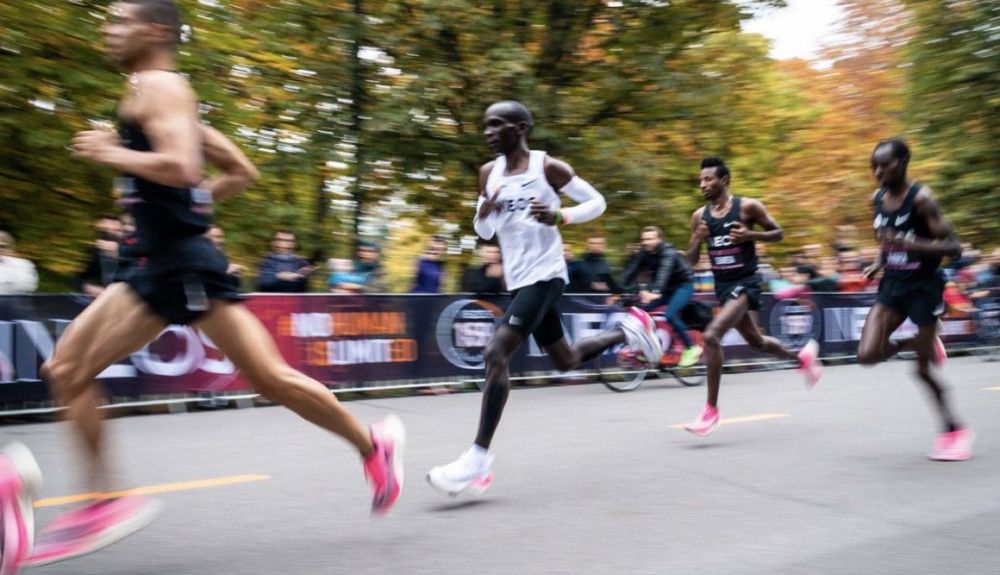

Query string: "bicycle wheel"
[[597, 351, 650, 392], [670, 365, 705, 387]]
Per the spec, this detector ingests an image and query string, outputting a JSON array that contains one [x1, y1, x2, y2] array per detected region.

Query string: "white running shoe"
[[619, 307, 663, 367], [426, 448, 494, 497]]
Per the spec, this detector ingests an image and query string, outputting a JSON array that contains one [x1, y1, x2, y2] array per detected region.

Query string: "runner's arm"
[[686, 208, 707, 266], [544, 157, 606, 225], [901, 187, 962, 258], [474, 162, 498, 240], [200, 125, 258, 202], [72, 72, 202, 188], [741, 199, 783, 243]]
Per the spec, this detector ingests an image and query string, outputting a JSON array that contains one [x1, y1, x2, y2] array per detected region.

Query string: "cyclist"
[[621, 226, 703, 368]]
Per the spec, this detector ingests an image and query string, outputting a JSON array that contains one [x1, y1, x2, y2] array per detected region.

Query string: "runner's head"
[[483, 101, 533, 155], [871, 138, 910, 189], [639, 226, 663, 252], [699, 157, 730, 202], [104, 1, 183, 70]]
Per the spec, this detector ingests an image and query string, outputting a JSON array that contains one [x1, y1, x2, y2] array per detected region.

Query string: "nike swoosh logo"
[[895, 213, 910, 226], [520, 178, 538, 188], [723, 222, 736, 228]]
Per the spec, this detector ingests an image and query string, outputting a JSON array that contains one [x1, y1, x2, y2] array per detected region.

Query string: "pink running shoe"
[[620, 307, 663, 367], [364, 414, 406, 516], [797, 339, 823, 388], [929, 427, 974, 461], [25, 495, 161, 568], [932, 336, 947, 367], [0, 443, 42, 575], [684, 404, 720, 436]]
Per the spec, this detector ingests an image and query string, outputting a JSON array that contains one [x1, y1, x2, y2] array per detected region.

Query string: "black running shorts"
[[714, 274, 763, 311], [120, 236, 242, 325], [501, 278, 566, 347], [876, 273, 945, 326]]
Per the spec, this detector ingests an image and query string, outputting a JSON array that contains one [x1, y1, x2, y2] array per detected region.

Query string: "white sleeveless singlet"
[[484, 150, 568, 291]]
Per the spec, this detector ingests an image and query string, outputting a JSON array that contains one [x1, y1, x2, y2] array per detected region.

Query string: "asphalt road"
[[5, 356, 1000, 575]]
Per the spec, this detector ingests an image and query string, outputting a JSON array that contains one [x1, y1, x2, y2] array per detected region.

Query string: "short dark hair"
[[490, 101, 534, 134], [873, 138, 911, 163], [700, 157, 730, 180], [124, 0, 183, 44], [640, 225, 664, 239]]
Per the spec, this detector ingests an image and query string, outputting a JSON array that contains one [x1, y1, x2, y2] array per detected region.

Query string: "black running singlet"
[[873, 182, 941, 281], [116, 117, 212, 258], [702, 196, 758, 282]]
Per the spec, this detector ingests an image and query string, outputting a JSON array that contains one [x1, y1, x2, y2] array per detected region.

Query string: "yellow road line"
[[982, 386, 1000, 392], [34, 474, 271, 508], [670, 413, 790, 430]]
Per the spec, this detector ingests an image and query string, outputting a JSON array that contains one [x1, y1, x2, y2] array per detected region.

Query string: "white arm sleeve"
[[559, 176, 606, 224], [473, 195, 496, 240]]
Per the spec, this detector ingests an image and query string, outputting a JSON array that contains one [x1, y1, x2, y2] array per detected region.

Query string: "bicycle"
[[595, 294, 709, 392]]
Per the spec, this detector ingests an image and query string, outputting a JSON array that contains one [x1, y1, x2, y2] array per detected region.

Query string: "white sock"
[[467, 444, 490, 467]]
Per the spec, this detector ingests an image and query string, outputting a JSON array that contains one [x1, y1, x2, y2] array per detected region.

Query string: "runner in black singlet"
[[858, 138, 973, 461], [682, 157, 823, 436], [0, 3, 406, 571]]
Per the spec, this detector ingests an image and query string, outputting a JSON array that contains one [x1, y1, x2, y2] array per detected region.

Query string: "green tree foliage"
[[1, 0, 994, 292], [902, 0, 1000, 246]]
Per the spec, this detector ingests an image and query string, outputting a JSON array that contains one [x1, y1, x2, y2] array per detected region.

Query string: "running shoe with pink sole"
[[619, 307, 663, 367], [0, 442, 42, 575], [929, 427, 974, 461], [684, 404, 720, 436], [797, 339, 823, 388], [25, 494, 161, 568], [426, 448, 495, 497], [364, 414, 406, 516]]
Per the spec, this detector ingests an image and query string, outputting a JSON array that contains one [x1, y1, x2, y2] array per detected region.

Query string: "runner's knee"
[[856, 346, 880, 366], [484, 341, 511, 368], [703, 330, 722, 349]]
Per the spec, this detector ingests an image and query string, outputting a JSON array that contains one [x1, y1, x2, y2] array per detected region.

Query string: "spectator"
[[353, 241, 386, 293], [256, 230, 315, 293], [803, 256, 839, 292], [769, 266, 807, 293], [836, 250, 868, 292], [411, 236, 447, 294], [579, 235, 619, 294], [563, 243, 591, 293], [77, 214, 122, 298], [0, 231, 38, 295], [205, 225, 247, 288], [328, 258, 367, 294], [756, 242, 780, 286], [460, 243, 505, 295], [620, 225, 701, 365]]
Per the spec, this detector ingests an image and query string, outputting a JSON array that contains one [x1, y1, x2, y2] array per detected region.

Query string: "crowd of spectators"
[[3, 220, 998, 303]]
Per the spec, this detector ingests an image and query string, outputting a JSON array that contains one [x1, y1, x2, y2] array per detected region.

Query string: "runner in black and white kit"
[[858, 138, 973, 461], [0, 3, 405, 572], [683, 157, 823, 436], [426, 101, 661, 496]]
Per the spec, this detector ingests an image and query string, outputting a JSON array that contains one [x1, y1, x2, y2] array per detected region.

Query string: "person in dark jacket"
[[621, 225, 702, 367], [580, 235, 619, 294], [461, 243, 505, 295], [256, 230, 315, 293], [563, 243, 592, 294], [411, 236, 447, 294]]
